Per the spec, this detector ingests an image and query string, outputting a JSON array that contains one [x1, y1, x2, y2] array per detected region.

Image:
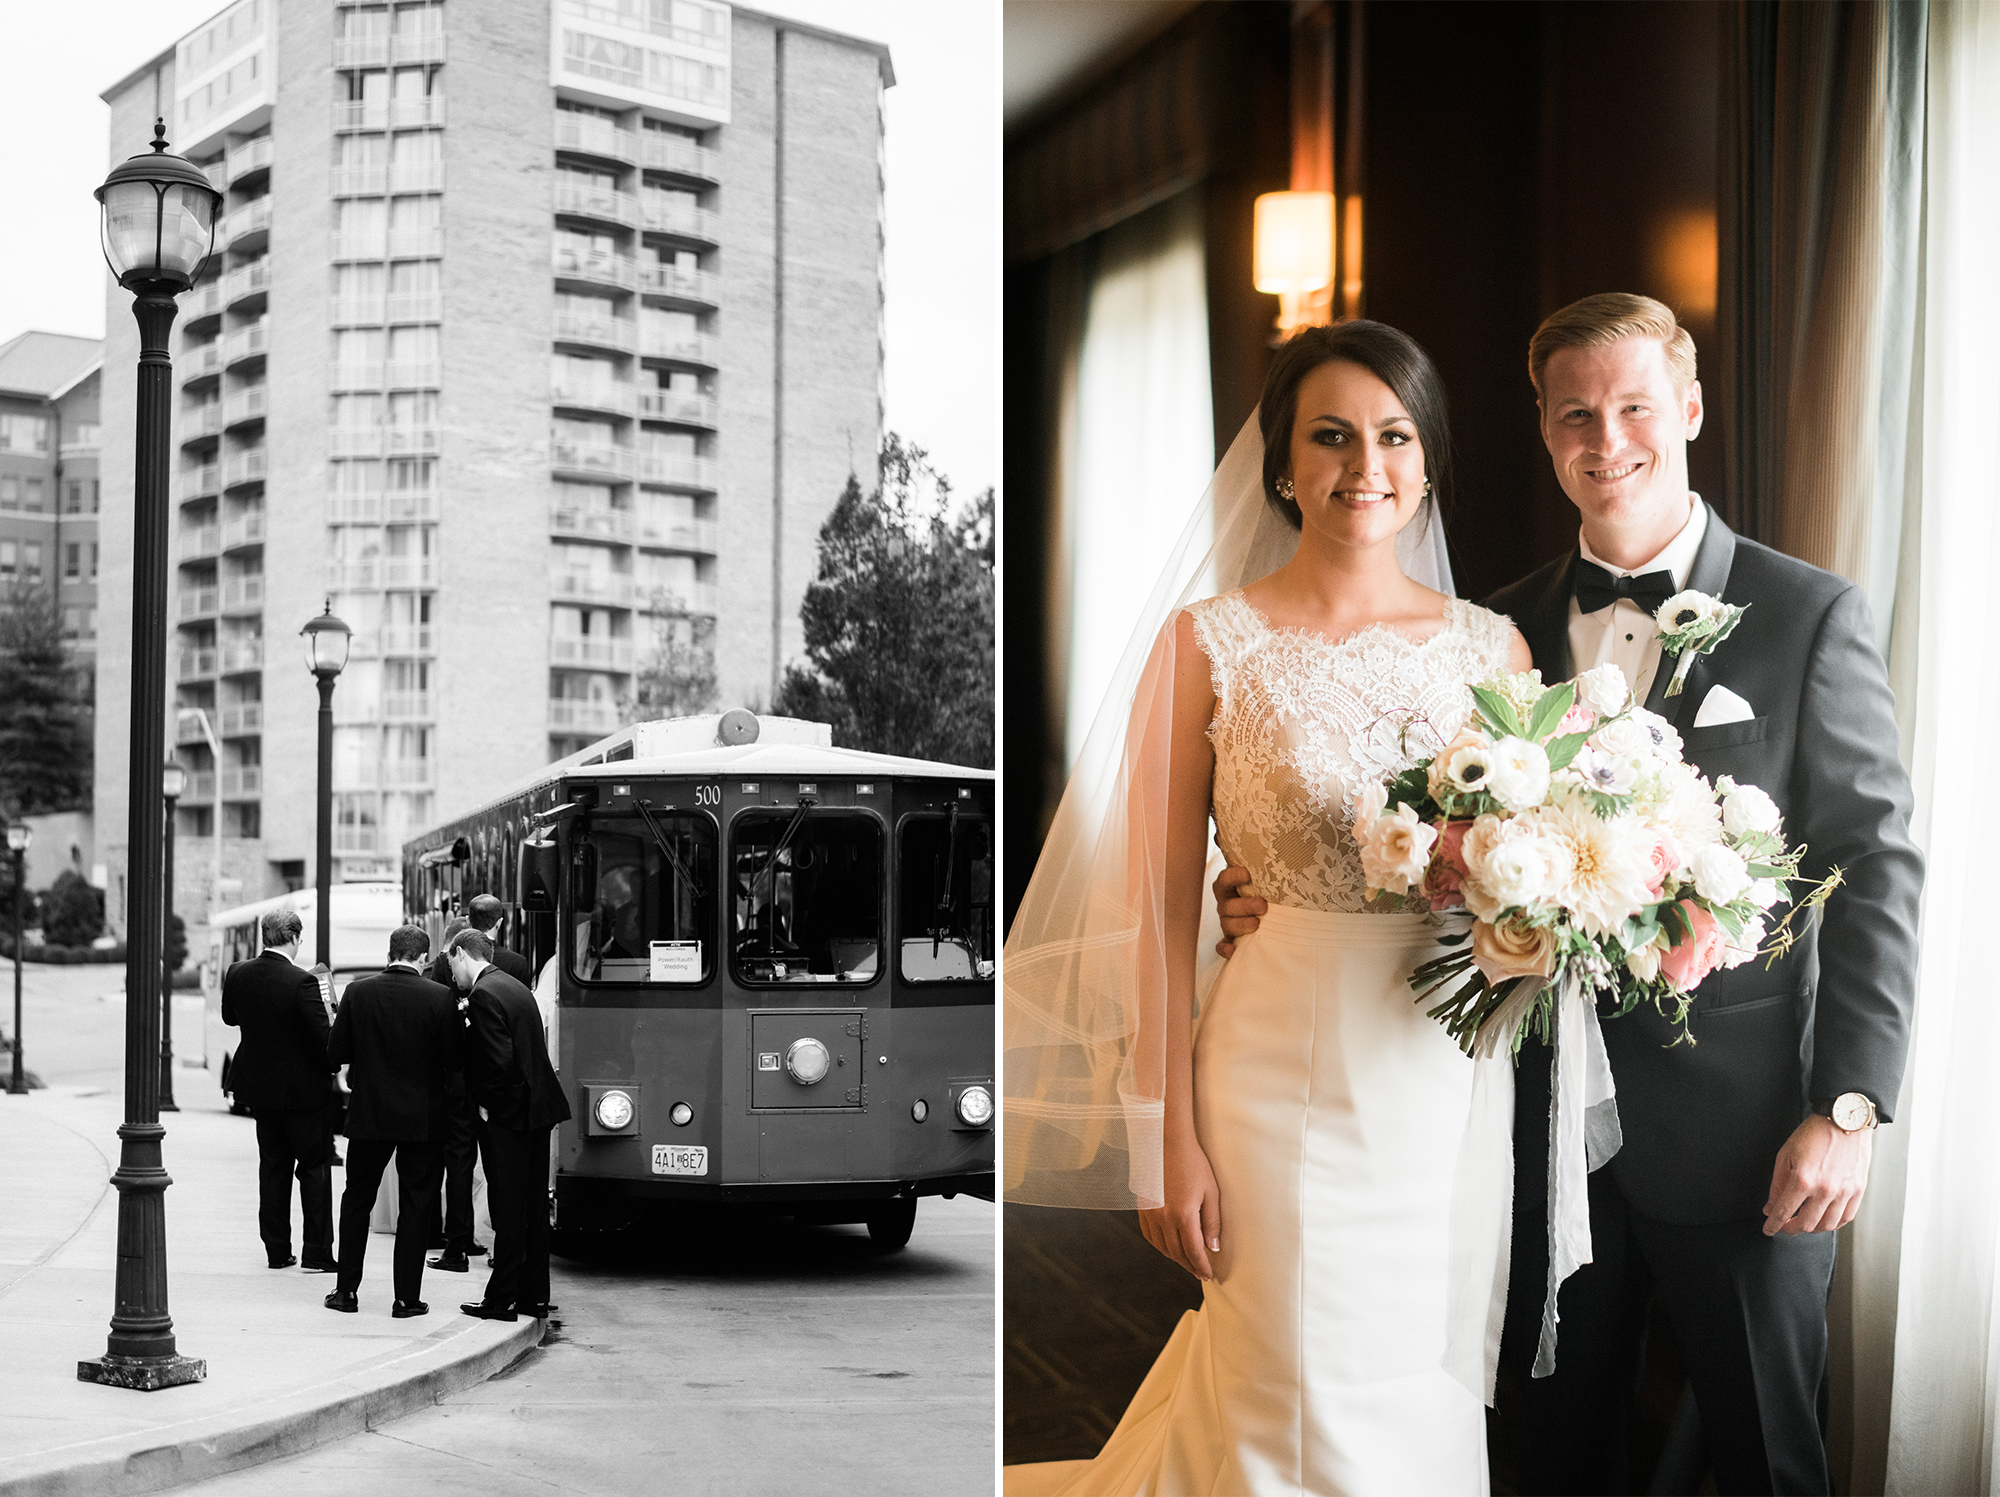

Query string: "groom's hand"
[[1212, 865, 1267, 958], [1763, 1114, 1874, 1236]]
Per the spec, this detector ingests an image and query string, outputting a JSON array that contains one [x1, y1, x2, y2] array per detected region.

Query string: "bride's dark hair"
[[1257, 320, 1455, 532]]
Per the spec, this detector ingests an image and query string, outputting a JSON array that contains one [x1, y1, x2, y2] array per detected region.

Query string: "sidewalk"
[[0, 1065, 541, 1497]]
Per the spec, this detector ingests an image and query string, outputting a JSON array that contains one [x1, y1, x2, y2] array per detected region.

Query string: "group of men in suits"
[[221, 896, 572, 1322]]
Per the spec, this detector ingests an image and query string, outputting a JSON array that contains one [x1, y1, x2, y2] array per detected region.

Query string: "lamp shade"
[[6, 823, 30, 854], [1253, 191, 1336, 295], [300, 600, 353, 679], [94, 120, 223, 292], [162, 759, 188, 801]]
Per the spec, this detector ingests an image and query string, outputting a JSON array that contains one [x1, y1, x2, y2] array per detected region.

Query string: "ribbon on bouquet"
[[1471, 968, 1623, 1379]]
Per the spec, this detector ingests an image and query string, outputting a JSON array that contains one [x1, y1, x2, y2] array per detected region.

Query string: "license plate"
[[651, 1144, 708, 1177]]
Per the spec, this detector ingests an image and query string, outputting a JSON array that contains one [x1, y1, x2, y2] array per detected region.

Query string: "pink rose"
[[1657, 900, 1726, 993], [1645, 831, 1682, 897], [1557, 704, 1596, 736], [1422, 819, 1474, 909]]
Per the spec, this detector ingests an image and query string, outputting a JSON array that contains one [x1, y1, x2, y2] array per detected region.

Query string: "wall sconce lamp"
[[1254, 190, 1336, 338]]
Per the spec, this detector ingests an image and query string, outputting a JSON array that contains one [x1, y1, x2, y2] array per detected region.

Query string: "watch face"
[[1833, 1093, 1871, 1130]]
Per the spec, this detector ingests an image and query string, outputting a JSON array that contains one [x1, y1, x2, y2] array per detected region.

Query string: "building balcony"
[[550, 505, 634, 543], [388, 227, 444, 258], [379, 625, 436, 656], [184, 279, 224, 326], [177, 648, 218, 682], [331, 428, 385, 458], [635, 452, 716, 491], [332, 362, 386, 392], [334, 823, 382, 853], [223, 258, 271, 311], [638, 133, 720, 182], [395, 31, 447, 65], [183, 464, 221, 503], [334, 98, 446, 132], [390, 162, 444, 193], [386, 291, 442, 322], [640, 582, 719, 616], [332, 164, 387, 197], [177, 586, 219, 622], [636, 262, 718, 308], [180, 525, 221, 562], [384, 487, 439, 521], [636, 517, 718, 554], [221, 575, 265, 613], [638, 330, 718, 368], [382, 556, 437, 588], [550, 635, 635, 671], [550, 572, 635, 607], [383, 691, 433, 721], [188, 771, 217, 801], [182, 404, 223, 444], [182, 341, 225, 383], [386, 361, 441, 390], [226, 136, 275, 186], [219, 639, 264, 674], [332, 35, 390, 68], [552, 248, 637, 293], [222, 319, 269, 370], [640, 199, 720, 244], [332, 295, 386, 326], [335, 758, 434, 791], [335, 693, 381, 725], [222, 386, 267, 429], [550, 379, 636, 419], [220, 702, 263, 737], [637, 389, 717, 427], [554, 179, 639, 230], [174, 714, 208, 747], [203, 160, 229, 194], [332, 232, 387, 262], [221, 510, 266, 550], [221, 449, 267, 489], [221, 765, 262, 799], [548, 699, 623, 735], [555, 112, 636, 164], [328, 491, 383, 523], [222, 197, 273, 253], [551, 439, 634, 482], [553, 309, 636, 353], [59, 435, 100, 461]]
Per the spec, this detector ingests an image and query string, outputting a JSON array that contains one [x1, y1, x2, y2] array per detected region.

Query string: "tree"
[[0, 585, 91, 818], [40, 869, 103, 947], [773, 436, 994, 768], [627, 602, 719, 723]]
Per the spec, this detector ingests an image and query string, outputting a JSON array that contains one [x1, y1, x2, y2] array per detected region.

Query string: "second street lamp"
[[7, 822, 30, 1097], [301, 602, 352, 969], [160, 759, 187, 1113]]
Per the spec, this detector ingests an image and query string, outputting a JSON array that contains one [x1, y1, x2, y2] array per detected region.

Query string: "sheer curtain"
[[1883, 5, 2000, 1492], [1060, 190, 1214, 769]]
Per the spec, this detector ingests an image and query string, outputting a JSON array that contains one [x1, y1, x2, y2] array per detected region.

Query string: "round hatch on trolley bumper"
[[786, 1037, 832, 1085]]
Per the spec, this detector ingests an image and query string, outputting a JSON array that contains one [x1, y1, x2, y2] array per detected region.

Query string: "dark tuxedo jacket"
[[1484, 502, 1923, 1224], [465, 965, 570, 1133], [428, 942, 531, 990], [221, 949, 334, 1112], [328, 965, 465, 1141]]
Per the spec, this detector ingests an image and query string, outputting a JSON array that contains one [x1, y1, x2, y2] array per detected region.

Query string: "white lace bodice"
[[1191, 591, 1518, 913]]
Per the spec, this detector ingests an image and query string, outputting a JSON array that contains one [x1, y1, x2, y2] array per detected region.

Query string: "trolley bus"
[[400, 710, 994, 1248]]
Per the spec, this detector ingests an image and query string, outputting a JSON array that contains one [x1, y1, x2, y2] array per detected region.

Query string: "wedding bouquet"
[[1350, 663, 1840, 1052]]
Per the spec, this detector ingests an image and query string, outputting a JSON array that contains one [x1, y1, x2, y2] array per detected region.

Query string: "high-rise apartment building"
[[95, 0, 890, 932], [0, 332, 103, 662]]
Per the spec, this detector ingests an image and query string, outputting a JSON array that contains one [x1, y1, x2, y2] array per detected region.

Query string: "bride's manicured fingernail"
[[1210, 1238, 1221, 1252]]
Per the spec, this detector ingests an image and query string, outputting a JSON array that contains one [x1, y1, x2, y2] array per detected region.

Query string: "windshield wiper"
[[934, 803, 962, 959], [633, 799, 702, 897]]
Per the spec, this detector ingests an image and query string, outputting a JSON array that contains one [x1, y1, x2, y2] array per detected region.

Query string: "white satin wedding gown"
[[1009, 592, 1519, 1497]]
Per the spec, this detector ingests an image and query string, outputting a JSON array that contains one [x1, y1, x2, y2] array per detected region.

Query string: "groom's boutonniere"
[[1655, 590, 1749, 697]]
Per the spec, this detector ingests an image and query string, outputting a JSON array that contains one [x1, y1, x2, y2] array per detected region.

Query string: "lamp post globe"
[[159, 760, 187, 1113], [79, 117, 214, 1392], [301, 601, 351, 972], [8, 821, 30, 1098]]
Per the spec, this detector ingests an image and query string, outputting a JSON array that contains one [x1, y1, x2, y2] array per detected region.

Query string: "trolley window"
[[898, 812, 995, 982], [731, 810, 882, 985], [571, 813, 719, 985]]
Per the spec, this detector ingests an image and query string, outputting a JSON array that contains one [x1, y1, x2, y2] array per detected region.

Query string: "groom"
[[1214, 294, 1922, 1495]]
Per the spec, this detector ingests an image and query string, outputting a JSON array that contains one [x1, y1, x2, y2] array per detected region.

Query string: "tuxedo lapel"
[[1648, 502, 1739, 725], [1521, 551, 1578, 682]]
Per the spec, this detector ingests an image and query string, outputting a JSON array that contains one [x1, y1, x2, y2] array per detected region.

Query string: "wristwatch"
[[1813, 1092, 1879, 1133]]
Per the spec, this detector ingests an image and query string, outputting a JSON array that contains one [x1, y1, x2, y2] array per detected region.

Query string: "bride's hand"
[[1138, 1133, 1223, 1280]]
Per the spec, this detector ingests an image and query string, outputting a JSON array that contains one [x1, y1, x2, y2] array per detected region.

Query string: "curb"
[[0, 1313, 544, 1497]]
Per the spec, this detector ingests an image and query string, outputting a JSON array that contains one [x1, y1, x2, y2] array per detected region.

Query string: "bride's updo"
[[1257, 320, 1455, 532]]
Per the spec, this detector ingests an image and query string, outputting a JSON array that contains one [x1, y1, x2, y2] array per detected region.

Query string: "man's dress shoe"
[[324, 1290, 359, 1313], [466, 1241, 488, 1257], [301, 1258, 339, 1275], [427, 1250, 470, 1273], [519, 1302, 559, 1319], [267, 1254, 297, 1270], [459, 1301, 517, 1322], [392, 1300, 429, 1318]]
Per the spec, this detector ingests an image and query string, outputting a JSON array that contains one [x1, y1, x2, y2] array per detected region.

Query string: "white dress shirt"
[[1566, 494, 1707, 701]]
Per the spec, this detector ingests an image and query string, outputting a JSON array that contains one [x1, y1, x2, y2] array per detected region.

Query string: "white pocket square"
[[1692, 683, 1756, 728]]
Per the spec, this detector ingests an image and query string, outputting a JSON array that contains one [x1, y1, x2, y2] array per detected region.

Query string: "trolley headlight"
[[670, 1102, 693, 1127], [910, 1098, 929, 1123], [786, 1038, 831, 1086], [594, 1089, 635, 1131], [954, 1085, 994, 1128]]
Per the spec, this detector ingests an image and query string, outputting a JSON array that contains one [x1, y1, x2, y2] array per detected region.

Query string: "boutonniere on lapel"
[[1654, 591, 1750, 697]]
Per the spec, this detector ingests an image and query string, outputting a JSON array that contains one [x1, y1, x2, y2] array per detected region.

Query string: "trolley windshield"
[[731, 809, 882, 985], [898, 810, 995, 981], [571, 812, 719, 985]]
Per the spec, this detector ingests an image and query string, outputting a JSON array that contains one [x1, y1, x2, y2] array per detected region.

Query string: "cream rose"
[[1721, 912, 1768, 970], [1748, 878, 1784, 910], [1350, 781, 1388, 828], [1484, 736, 1551, 813], [1691, 843, 1752, 905], [1624, 935, 1666, 983], [1360, 802, 1438, 896], [1721, 781, 1782, 838], [1576, 663, 1630, 717], [1461, 815, 1571, 919], [1588, 715, 1654, 761], [1471, 917, 1557, 984]]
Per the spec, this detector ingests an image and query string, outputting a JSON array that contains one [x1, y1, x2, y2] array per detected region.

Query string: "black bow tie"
[[1575, 560, 1677, 616]]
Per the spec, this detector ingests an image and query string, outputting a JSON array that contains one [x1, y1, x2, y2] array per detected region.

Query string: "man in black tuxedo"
[[446, 928, 571, 1322], [324, 924, 464, 1317], [1217, 295, 1922, 1494], [426, 898, 533, 1275], [221, 908, 338, 1273]]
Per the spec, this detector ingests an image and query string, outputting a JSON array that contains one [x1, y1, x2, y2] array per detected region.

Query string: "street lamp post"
[[7, 823, 30, 1096], [301, 602, 352, 967], [159, 759, 186, 1112], [77, 118, 218, 1393]]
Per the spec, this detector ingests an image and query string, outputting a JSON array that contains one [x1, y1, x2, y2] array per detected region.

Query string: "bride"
[[1005, 321, 1529, 1495]]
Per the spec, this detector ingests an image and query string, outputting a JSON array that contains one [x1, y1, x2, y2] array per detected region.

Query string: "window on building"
[[90, 481, 100, 513], [387, 391, 437, 428], [0, 476, 16, 510], [0, 542, 14, 578], [386, 457, 434, 493], [22, 543, 40, 582], [83, 607, 96, 638], [24, 478, 44, 513], [64, 543, 80, 581], [65, 481, 84, 514], [0, 413, 50, 453], [390, 130, 442, 168], [332, 393, 383, 429], [337, 5, 388, 41], [336, 132, 388, 170], [89, 543, 98, 579], [60, 607, 79, 639]]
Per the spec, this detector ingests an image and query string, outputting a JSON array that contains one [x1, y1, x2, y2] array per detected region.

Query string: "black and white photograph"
[[0, 0, 996, 1492]]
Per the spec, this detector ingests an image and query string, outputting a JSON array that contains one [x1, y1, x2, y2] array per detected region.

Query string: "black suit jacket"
[[464, 966, 570, 1133], [221, 949, 334, 1112], [328, 965, 465, 1141], [1484, 503, 1923, 1223], [428, 943, 532, 991]]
